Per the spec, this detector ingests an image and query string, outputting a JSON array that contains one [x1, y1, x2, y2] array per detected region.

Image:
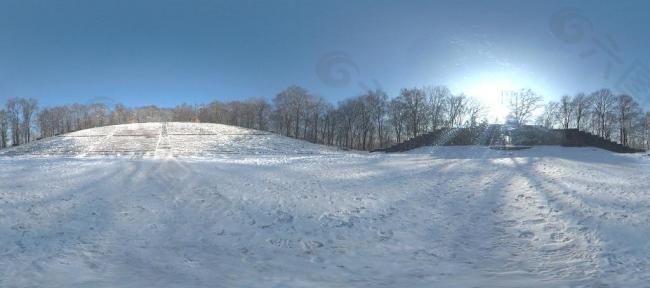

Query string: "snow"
[[0, 123, 338, 158], [1, 123, 649, 287]]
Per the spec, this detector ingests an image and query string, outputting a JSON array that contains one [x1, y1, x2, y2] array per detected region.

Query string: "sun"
[[465, 81, 512, 123], [461, 76, 519, 123]]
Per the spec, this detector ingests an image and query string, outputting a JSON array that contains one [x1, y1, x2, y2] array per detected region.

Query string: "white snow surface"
[[0, 122, 336, 158], [1, 123, 649, 287]]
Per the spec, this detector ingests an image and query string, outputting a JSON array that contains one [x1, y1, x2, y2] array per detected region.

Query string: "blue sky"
[[1, 0, 649, 119]]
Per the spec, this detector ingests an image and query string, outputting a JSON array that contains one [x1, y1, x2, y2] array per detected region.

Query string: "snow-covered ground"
[[1, 123, 649, 287], [0, 123, 336, 158]]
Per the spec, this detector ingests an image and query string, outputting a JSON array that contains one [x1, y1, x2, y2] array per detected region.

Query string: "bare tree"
[[134, 105, 167, 123], [355, 96, 372, 150], [336, 98, 359, 148], [445, 93, 468, 127], [537, 101, 559, 128], [572, 93, 591, 130], [365, 89, 388, 148], [18, 98, 38, 142], [320, 103, 336, 145], [0, 109, 7, 148], [506, 89, 543, 126], [464, 98, 485, 128], [172, 103, 196, 122], [644, 112, 650, 150], [89, 103, 108, 127], [250, 98, 271, 131], [112, 104, 131, 125], [400, 88, 427, 138], [389, 96, 407, 143], [273, 86, 311, 138], [616, 94, 641, 146], [5, 98, 21, 146], [591, 88, 616, 139], [425, 86, 450, 131], [558, 95, 573, 129]]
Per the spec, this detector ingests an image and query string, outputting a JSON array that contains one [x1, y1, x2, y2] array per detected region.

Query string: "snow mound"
[[0, 122, 337, 157]]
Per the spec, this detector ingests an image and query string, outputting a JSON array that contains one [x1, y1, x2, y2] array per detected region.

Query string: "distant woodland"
[[1, 86, 649, 150]]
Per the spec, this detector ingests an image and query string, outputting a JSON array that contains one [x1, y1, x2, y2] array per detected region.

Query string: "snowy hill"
[[1, 128, 649, 287], [0, 122, 336, 157]]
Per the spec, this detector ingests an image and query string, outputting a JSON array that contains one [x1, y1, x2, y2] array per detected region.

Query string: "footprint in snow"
[[522, 219, 545, 225], [376, 229, 394, 240], [267, 238, 294, 249], [301, 240, 324, 253], [550, 232, 570, 242], [498, 220, 519, 227], [519, 231, 535, 239], [310, 256, 325, 263], [319, 214, 354, 228], [275, 211, 294, 223], [543, 223, 564, 232], [412, 249, 439, 261]]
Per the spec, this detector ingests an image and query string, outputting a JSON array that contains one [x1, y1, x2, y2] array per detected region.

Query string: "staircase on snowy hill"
[[372, 125, 645, 154], [372, 125, 503, 153], [556, 129, 645, 153]]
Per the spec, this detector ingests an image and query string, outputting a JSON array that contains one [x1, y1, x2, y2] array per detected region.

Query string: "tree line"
[[536, 88, 650, 149], [1, 85, 649, 151]]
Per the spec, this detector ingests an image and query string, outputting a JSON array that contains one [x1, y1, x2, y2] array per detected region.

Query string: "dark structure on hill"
[[373, 125, 645, 154]]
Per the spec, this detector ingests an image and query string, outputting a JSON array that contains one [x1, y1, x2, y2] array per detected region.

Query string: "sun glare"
[[460, 75, 520, 123]]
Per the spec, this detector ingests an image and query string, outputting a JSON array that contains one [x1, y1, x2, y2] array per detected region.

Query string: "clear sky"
[[1, 0, 649, 120]]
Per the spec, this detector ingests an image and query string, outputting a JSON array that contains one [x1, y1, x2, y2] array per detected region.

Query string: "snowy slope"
[[0, 122, 338, 157], [1, 124, 650, 287]]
